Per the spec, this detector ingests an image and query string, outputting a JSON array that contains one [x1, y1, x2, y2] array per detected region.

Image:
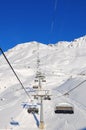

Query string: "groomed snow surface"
[[0, 36, 86, 130]]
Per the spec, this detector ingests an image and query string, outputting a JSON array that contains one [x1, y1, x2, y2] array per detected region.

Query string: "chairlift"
[[27, 105, 39, 114], [33, 85, 38, 89], [39, 75, 45, 78], [54, 102, 74, 114], [34, 79, 39, 82], [42, 79, 46, 82], [44, 95, 51, 100], [35, 75, 45, 79]]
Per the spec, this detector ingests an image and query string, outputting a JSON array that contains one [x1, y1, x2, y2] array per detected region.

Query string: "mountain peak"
[[68, 35, 86, 48]]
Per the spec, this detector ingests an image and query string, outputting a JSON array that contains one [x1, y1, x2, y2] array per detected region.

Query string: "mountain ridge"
[[4, 35, 86, 54]]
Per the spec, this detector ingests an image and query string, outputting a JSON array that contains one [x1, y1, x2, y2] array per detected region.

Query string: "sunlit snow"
[[0, 36, 86, 130]]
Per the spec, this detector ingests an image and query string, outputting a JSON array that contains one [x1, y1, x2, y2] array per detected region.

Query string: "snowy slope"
[[0, 36, 86, 130]]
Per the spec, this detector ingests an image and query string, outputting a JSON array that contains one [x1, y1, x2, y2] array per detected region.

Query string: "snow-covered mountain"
[[0, 36, 86, 130]]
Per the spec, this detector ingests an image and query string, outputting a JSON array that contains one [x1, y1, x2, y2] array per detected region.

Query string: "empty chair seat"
[[54, 103, 74, 114]]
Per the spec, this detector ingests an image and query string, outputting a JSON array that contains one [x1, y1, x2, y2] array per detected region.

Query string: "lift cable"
[[57, 87, 86, 112], [53, 78, 86, 99], [64, 79, 86, 95], [0, 48, 30, 99], [52, 78, 86, 112]]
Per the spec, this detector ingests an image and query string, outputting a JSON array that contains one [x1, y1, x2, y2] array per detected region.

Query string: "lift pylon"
[[39, 96, 44, 129], [32, 89, 51, 129]]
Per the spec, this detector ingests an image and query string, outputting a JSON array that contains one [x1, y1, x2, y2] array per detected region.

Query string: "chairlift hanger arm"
[[0, 48, 30, 98]]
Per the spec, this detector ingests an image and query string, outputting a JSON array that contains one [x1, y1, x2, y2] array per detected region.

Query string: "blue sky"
[[0, 0, 86, 51]]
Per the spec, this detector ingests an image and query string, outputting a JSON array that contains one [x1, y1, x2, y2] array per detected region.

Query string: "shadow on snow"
[[32, 113, 39, 127]]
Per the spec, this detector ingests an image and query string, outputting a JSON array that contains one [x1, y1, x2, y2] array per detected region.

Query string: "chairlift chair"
[[33, 85, 38, 89], [42, 79, 46, 82], [34, 79, 39, 82], [54, 103, 74, 114], [27, 106, 39, 114], [39, 75, 45, 78], [44, 95, 51, 100]]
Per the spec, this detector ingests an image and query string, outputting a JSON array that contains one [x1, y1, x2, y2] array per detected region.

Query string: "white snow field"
[[0, 36, 86, 130]]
